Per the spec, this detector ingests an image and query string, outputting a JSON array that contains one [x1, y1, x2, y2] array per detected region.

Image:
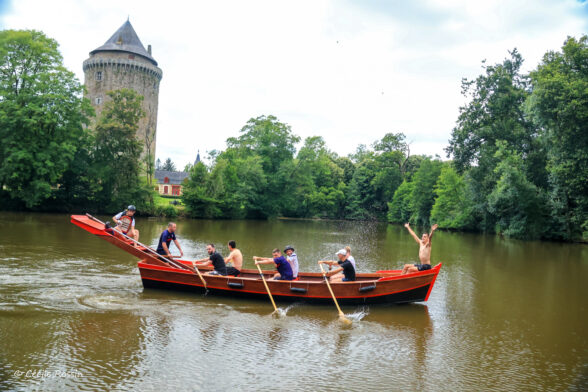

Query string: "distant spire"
[[194, 149, 201, 165]]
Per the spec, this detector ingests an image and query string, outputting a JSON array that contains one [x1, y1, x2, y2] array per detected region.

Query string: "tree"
[[430, 165, 473, 229], [284, 136, 345, 218], [529, 36, 588, 241], [408, 159, 443, 226], [144, 114, 156, 185], [155, 158, 162, 170], [0, 30, 92, 207], [487, 142, 547, 239], [161, 158, 176, 172], [345, 134, 409, 220], [93, 88, 148, 211], [387, 180, 414, 223], [182, 161, 221, 218], [445, 49, 546, 232], [225, 115, 300, 217], [446, 50, 536, 174]]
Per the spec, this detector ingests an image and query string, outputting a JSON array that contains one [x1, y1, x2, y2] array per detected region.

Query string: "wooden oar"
[[86, 213, 208, 292], [87, 214, 183, 268], [191, 261, 208, 291], [319, 263, 352, 325], [256, 263, 278, 315]]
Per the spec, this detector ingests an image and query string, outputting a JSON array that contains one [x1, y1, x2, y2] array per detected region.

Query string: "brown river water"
[[0, 212, 586, 391]]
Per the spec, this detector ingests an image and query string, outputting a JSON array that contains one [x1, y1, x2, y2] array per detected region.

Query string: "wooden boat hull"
[[71, 214, 442, 306]]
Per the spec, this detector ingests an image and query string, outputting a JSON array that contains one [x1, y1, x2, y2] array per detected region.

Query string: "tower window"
[[128, 54, 135, 60], [95, 97, 103, 105], [95, 71, 102, 81]]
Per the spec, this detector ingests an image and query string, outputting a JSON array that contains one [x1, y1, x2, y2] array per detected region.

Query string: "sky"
[[1, 0, 587, 168]]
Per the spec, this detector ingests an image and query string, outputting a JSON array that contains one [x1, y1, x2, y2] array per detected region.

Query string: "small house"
[[154, 170, 189, 196]]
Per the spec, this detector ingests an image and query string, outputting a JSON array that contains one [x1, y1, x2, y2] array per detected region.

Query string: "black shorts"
[[415, 264, 432, 271], [226, 267, 241, 276]]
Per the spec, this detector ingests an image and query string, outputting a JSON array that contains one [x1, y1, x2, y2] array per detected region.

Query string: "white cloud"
[[1, 0, 586, 167]]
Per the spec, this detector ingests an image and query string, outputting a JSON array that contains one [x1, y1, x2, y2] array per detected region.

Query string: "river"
[[0, 212, 586, 391]]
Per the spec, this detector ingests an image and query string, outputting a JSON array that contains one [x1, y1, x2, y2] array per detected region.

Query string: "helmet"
[[127, 205, 136, 211], [284, 245, 294, 253]]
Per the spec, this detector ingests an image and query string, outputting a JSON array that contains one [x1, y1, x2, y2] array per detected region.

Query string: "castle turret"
[[83, 20, 162, 165]]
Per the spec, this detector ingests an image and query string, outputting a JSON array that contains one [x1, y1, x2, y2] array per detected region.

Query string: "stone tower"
[[83, 20, 162, 165]]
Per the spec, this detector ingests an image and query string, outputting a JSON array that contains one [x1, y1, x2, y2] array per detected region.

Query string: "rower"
[[253, 249, 294, 281], [156, 222, 184, 261], [195, 244, 228, 276], [224, 240, 242, 276], [319, 249, 356, 282]]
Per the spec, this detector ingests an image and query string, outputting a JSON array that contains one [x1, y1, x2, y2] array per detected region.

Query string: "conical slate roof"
[[90, 20, 157, 66]]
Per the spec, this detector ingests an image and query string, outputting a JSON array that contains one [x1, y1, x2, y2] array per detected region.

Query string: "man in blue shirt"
[[156, 222, 184, 260], [254, 248, 294, 281]]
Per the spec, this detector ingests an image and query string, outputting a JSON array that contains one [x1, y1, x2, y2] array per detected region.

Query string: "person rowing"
[[318, 248, 356, 282], [401, 223, 438, 274], [224, 240, 242, 276], [156, 222, 184, 261], [112, 205, 139, 244], [195, 243, 228, 276], [253, 249, 294, 281]]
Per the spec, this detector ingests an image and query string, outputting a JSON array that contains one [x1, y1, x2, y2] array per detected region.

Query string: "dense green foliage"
[[91, 89, 150, 211], [0, 30, 151, 214], [0, 30, 93, 207], [438, 36, 588, 241], [1, 29, 585, 241], [528, 36, 588, 240], [181, 115, 410, 220]]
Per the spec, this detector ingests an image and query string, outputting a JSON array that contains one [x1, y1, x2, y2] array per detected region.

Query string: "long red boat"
[[71, 214, 442, 305]]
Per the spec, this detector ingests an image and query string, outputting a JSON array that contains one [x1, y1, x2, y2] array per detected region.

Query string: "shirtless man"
[[225, 240, 243, 276], [402, 223, 438, 275]]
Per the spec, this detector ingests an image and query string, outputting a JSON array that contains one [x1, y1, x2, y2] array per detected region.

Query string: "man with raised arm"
[[156, 222, 184, 260], [401, 223, 438, 274], [224, 240, 243, 276]]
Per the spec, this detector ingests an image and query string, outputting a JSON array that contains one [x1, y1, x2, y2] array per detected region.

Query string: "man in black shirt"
[[318, 249, 356, 282], [195, 243, 228, 276]]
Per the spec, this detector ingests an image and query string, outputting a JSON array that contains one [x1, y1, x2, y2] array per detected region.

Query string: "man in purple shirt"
[[253, 248, 294, 281]]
